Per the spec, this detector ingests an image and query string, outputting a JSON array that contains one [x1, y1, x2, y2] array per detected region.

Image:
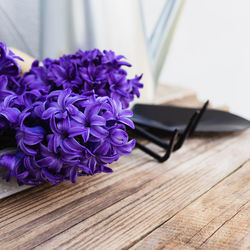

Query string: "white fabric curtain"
[[0, 0, 40, 58]]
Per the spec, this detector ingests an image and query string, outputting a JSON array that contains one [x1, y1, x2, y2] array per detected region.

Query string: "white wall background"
[[159, 0, 250, 119], [0, 0, 40, 57], [1, 0, 249, 119]]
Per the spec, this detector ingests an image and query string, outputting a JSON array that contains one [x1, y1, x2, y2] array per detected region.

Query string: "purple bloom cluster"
[[0, 42, 23, 76], [0, 42, 142, 185]]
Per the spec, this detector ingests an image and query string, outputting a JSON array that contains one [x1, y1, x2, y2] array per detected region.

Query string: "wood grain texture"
[[156, 84, 199, 106], [132, 161, 250, 250], [0, 85, 249, 250], [34, 130, 250, 250]]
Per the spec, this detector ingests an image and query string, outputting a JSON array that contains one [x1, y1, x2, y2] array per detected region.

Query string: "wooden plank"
[[156, 84, 228, 110], [132, 161, 250, 250], [155, 84, 200, 106], [200, 202, 250, 249], [0, 136, 215, 248], [14, 130, 249, 250]]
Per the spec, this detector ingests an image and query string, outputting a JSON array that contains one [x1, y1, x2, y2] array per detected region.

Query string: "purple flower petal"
[[68, 126, 89, 137], [90, 126, 108, 138], [89, 115, 106, 126]]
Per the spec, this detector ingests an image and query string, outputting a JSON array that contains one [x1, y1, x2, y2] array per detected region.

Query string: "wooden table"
[[0, 85, 249, 250]]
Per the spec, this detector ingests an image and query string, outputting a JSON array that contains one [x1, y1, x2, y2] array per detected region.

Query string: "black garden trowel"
[[130, 101, 250, 163], [132, 102, 250, 134]]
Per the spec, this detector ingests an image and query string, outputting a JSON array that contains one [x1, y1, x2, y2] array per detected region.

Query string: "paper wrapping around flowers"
[[9, 47, 35, 74], [0, 49, 35, 199]]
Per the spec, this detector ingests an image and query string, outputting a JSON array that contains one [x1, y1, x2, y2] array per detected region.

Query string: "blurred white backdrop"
[[1, 0, 249, 119], [159, 0, 250, 119]]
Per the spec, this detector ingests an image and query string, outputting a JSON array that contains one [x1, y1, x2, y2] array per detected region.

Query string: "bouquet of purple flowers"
[[0, 42, 143, 185]]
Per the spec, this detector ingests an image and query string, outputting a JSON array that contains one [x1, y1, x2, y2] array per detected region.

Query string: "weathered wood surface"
[[0, 85, 249, 250], [132, 160, 250, 250]]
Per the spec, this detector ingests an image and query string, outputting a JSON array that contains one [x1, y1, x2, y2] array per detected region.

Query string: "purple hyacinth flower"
[[80, 100, 109, 141], [0, 42, 23, 76], [79, 156, 113, 175], [16, 108, 45, 155], [0, 75, 14, 102], [0, 95, 20, 129], [42, 88, 86, 120], [107, 96, 134, 129], [108, 71, 129, 97], [42, 89, 108, 142], [75, 49, 103, 66], [47, 55, 82, 89], [102, 50, 132, 68], [0, 152, 27, 182], [128, 74, 144, 98], [0, 45, 142, 186], [80, 62, 107, 85], [21, 61, 51, 94]]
